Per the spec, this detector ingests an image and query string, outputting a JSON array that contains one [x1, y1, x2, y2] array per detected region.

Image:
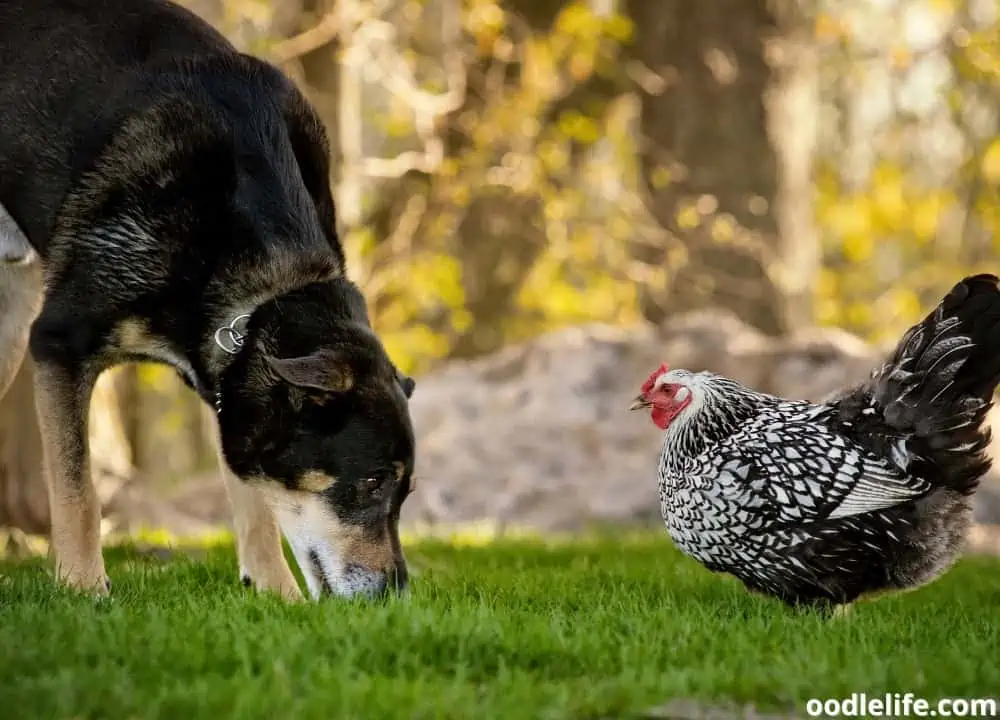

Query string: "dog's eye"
[[365, 477, 384, 496]]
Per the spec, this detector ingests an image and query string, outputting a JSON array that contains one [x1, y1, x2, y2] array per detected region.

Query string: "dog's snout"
[[339, 562, 407, 599]]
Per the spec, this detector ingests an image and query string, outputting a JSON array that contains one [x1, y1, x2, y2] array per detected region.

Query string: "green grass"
[[1, 532, 998, 719]]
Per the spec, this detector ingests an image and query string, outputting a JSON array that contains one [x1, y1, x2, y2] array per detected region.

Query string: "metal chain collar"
[[212, 313, 251, 415], [213, 313, 251, 356]]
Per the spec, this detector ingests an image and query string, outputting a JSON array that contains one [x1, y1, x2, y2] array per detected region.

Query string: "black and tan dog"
[[0, 0, 417, 601]]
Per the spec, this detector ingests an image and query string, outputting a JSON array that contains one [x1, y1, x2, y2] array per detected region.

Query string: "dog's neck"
[[197, 247, 343, 412], [206, 311, 254, 413]]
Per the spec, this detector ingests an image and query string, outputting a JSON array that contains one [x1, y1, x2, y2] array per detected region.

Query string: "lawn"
[[1, 531, 998, 719]]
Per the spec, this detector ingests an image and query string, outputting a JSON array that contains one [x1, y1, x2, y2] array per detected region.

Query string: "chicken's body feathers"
[[646, 274, 1000, 609], [658, 395, 967, 607]]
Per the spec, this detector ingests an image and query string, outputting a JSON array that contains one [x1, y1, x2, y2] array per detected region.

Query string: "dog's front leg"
[[222, 468, 304, 601], [32, 358, 109, 594], [214, 434, 302, 601]]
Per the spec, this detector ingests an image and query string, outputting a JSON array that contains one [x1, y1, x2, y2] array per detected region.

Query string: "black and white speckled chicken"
[[630, 273, 1000, 612]]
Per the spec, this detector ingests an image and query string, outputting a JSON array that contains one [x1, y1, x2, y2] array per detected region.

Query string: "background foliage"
[[196, 0, 998, 370], [1, 0, 997, 511]]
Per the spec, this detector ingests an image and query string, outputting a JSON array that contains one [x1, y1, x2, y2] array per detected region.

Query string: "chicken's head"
[[629, 363, 697, 430]]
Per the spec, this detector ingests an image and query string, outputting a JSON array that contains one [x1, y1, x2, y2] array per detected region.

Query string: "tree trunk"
[[624, 0, 818, 336], [344, 0, 622, 362], [0, 359, 133, 535], [446, 1, 608, 359]]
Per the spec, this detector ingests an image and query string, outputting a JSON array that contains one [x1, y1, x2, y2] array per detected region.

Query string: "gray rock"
[[106, 309, 1000, 540]]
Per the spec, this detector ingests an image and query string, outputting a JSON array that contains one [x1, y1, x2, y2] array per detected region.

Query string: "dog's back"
[[0, 0, 235, 249]]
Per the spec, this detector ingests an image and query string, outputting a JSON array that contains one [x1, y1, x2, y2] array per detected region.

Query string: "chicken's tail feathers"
[[868, 273, 1000, 493]]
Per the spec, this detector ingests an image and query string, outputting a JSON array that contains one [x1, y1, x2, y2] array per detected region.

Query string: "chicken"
[[630, 273, 1000, 612]]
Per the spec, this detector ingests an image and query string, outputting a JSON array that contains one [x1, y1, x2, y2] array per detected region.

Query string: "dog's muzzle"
[[262, 489, 408, 601], [341, 561, 408, 599], [303, 549, 408, 600]]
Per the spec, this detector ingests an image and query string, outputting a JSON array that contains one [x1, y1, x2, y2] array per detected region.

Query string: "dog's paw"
[[238, 567, 304, 602], [57, 567, 112, 597]]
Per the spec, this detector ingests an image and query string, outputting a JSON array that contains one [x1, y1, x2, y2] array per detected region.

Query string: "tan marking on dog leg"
[[34, 362, 108, 594], [0, 240, 42, 399], [215, 434, 302, 601]]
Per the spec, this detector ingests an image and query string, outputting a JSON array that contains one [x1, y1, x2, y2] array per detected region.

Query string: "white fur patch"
[[256, 486, 387, 599]]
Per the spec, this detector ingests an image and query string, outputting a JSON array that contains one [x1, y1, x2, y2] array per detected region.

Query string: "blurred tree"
[[812, 0, 999, 346], [624, 0, 819, 335], [334, 0, 641, 369], [344, 0, 560, 360]]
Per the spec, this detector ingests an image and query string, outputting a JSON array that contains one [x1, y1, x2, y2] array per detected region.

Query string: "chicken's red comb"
[[641, 363, 669, 394]]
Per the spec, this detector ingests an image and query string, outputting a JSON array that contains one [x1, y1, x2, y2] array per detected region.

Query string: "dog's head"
[[217, 280, 417, 600]]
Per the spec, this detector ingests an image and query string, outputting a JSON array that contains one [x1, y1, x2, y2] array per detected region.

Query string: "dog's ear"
[[266, 351, 353, 393]]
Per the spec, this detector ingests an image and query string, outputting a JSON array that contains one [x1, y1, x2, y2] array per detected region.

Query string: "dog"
[[0, 0, 418, 601]]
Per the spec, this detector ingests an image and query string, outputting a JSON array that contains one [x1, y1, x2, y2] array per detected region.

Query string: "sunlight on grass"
[[125, 526, 236, 550]]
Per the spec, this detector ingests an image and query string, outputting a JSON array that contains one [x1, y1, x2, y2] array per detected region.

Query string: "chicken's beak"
[[629, 395, 651, 411]]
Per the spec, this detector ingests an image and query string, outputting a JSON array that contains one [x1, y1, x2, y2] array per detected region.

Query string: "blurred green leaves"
[[181, 0, 998, 373]]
